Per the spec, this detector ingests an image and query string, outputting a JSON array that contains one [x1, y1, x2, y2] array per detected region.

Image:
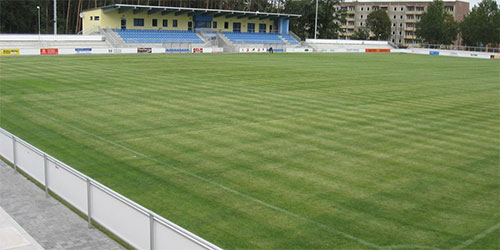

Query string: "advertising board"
[[40, 48, 58, 55]]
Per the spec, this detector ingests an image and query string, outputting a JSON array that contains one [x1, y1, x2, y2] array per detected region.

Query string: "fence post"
[[12, 137, 17, 174], [44, 154, 49, 197], [87, 178, 92, 228], [150, 213, 155, 250]]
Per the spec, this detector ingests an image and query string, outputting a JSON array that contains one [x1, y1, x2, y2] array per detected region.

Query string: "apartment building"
[[336, 0, 469, 47]]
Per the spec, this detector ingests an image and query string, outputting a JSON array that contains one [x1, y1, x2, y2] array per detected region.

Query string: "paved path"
[[0, 160, 125, 250], [0, 206, 43, 250]]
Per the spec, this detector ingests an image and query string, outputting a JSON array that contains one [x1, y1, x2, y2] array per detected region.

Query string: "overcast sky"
[[468, 0, 500, 9]]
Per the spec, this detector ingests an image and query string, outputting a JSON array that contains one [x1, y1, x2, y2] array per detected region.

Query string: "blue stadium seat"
[[115, 29, 204, 44], [222, 32, 285, 44]]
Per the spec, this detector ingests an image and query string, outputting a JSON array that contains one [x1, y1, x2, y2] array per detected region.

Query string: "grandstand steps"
[[102, 27, 125, 48]]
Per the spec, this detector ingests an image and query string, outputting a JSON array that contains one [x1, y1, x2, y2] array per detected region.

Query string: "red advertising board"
[[40, 48, 59, 55], [365, 48, 390, 53], [193, 48, 203, 53]]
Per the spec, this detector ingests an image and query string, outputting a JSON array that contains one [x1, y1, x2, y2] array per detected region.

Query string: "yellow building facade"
[[81, 4, 299, 35]]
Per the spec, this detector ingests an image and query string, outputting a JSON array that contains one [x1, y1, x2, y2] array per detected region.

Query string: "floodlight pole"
[[37, 6, 41, 40], [53, 0, 57, 35], [314, 0, 318, 39]]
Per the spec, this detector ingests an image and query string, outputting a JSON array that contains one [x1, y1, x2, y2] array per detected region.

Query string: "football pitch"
[[0, 53, 499, 249]]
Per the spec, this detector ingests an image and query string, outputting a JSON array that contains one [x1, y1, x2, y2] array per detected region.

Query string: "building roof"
[[83, 4, 301, 20]]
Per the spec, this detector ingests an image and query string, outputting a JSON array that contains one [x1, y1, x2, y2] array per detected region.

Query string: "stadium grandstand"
[[81, 4, 302, 52]]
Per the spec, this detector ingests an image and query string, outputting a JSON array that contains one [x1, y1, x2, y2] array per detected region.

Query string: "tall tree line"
[[0, 0, 290, 34]]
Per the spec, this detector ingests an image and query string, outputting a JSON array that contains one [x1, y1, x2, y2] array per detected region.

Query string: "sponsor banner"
[[365, 48, 390, 53], [0, 49, 20, 56], [286, 48, 313, 53], [470, 53, 478, 57], [239, 48, 267, 53], [137, 48, 152, 53], [193, 48, 204, 53], [429, 51, 440, 56], [491, 55, 500, 60], [40, 48, 58, 55], [166, 48, 190, 53], [346, 48, 361, 52], [75, 48, 92, 53]]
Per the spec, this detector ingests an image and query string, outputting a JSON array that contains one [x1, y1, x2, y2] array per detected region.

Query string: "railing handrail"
[[411, 43, 500, 53], [0, 127, 222, 250]]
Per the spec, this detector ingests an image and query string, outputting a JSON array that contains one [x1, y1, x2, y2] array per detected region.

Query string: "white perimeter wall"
[[0, 127, 222, 250], [306, 39, 389, 45], [0, 34, 104, 41]]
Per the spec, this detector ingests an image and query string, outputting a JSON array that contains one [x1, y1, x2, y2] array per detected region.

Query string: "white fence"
[[305, 39, 389, 46], [0, 34, 104, 41], [0, 127, 222, 250]]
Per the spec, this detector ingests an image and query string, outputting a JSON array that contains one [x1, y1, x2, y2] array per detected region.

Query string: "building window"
[[401, 7, 404, 11], [134, 18, 144, 27], [163, 19, 168, 27], [152, 19, 158, 27], [400, 15, 403, 19], [248, 23, 255, 32], [367, 7, 370, 11], [394, 7, 397, 11], [393, 23, 396, 26], [360, 22, 363, 26], [224, 22, 229, 29], [213, 21, 217, 28], [259, 23, 266, 33], [94, 16, 100, 21], [90, 16, 93, 20], [393, 15, 396, 19], [361, 15, 364, 18], [173, 19, 178, 27], [361, 7, 364, 11]]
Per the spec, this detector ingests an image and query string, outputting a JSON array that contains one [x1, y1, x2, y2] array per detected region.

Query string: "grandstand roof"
[[85, 4, 301, 20]]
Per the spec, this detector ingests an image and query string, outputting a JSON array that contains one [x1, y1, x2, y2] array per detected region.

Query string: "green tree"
[[285, 0, 345, 39], [416, 0, 458, 44], [460, 0, 500, 46], [366, 9, 391, 40], [351, 27, 370, 40]]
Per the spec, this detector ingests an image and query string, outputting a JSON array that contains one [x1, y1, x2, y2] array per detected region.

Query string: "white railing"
[[0, 34, 104, 41], [0, 127, 222, 250], [410, 44, 500, 53]]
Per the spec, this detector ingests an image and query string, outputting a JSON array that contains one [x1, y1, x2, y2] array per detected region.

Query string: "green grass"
[[0, 53, 499, 249]]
